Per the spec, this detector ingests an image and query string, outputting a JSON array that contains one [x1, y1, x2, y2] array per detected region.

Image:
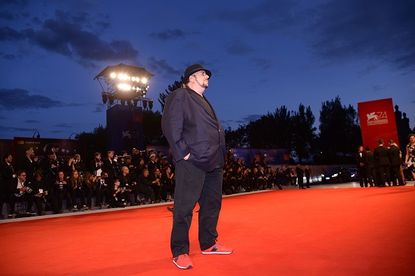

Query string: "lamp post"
[[94, 63, 154, 151]]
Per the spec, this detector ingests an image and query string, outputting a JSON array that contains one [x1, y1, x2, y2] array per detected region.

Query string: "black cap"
[[183, 64, 212, 82]]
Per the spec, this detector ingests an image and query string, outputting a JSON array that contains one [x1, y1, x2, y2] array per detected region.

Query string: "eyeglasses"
[[192, 71, 209, 78]]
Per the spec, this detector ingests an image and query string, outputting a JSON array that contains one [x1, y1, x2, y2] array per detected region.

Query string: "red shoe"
[[201, 243, 233, 255], [172, 254, 193, 269]]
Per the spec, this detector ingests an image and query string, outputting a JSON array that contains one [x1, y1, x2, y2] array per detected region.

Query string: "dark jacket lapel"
[[186, 89, 217, 121]]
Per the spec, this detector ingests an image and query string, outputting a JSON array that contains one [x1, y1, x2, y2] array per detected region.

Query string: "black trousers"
[[390, 165, 404, 186], [9, 193, 34, 213], [375, 165, 390, 187], [297, 177, 304, 189], [358, 166, 368, 187], [171, 160, 223, 257]]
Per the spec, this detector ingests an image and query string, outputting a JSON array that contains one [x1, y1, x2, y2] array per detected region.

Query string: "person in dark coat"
[[29, 172, 48, 215], [304, 166, 311, 188], [119, 166, 134, 205], [90, 152, 104, 176], [295, 164, 305, 189], [388, 140, 404, 186], [356, 146, 368, 187], [137, 169, 155, 203], [1, 153, 16, 218], [162, 64, 232, 269], [365, 147, 375, 187], [103, 150, 118, 183], [374, 139, 390, 187], [9, 170, 37, 217], [52, 171, 71, 213], [19, 147, 37, 182]]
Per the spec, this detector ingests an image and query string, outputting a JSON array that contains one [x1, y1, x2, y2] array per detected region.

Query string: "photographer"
[[109, 179, 127, 208], [135, 158, 146, 179], [52, 171, 71, 213], [103, 150, 118, 183], [42, 152, 61, 192], [30, 172, 48, 216], [161, 166, 175, 202], [95, 172, 110, 208], [119, 166, 135, 205], [90, 152, 104, 176], [69, 170, 87, 211], [9, 170, 36, 217], [83, 172, 96, 209], [137, 169, 155, 204], [1, 153, 16, 218], [234, 166, 246, 193], [20, 147, 37, 182], [147, 153, 160, 175], [131, 148, 142, 166], [67, 154, 84, 175], [150, 168, 162, 203]]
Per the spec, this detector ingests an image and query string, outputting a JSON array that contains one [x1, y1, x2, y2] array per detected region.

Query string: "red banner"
[[358, 98, 399, 150]]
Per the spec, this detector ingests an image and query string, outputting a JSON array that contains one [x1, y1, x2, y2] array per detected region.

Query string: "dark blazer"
[[1, 161, 16, 194], [161, 88, 226, 172], [388, 145, 402, 166], [20, 156, 36, 179], [374, 145, 390, 166], [365, 150, 374, 169], [356, 151, 366, 167], [103, 159, 118, 180]]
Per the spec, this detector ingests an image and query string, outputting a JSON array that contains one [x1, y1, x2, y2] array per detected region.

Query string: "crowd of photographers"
[[1, 147, 309, 219], [223, 152, 311, 194], [0, 147, 177, 218]]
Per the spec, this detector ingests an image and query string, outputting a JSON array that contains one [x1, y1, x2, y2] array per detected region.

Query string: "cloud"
[[210, 0, 300, 34], [0, 10, 138, 66], [226, 40, 254, 56], [150, 29, 194, 41], [0, 88, 64, 110], [147, 57, 181, 77], [29, 18, 137, 61], [0, 26, 25, 41], [311, 0, 415, 70]]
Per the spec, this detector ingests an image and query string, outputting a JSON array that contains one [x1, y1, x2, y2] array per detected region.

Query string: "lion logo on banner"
[[366, 111, 388, 126]]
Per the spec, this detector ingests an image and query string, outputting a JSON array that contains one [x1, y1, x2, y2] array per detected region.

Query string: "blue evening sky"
[[1, 0, 414, 139]]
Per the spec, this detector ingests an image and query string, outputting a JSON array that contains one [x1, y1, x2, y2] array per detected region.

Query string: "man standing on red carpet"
[[162, 64, 233, 270]]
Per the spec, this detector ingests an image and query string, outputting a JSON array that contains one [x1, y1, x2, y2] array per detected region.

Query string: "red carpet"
[[1, 186, 415, 275]]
